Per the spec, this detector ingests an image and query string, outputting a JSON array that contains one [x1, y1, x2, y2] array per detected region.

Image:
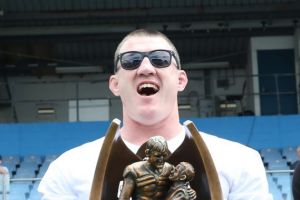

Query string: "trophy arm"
[[184, 120, 223, 200], [118, 176, 135, 200], [89, 118, 121, 200]]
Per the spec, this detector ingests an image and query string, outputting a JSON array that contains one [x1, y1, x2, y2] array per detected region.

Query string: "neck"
[[120, 112, 182, 146], [172, 180, 186, 188]]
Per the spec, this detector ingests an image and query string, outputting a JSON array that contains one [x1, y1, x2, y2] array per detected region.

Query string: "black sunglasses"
[[115, 49, 179, 72]]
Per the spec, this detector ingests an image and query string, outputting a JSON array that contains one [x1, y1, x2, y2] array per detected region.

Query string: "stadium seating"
[[8, 182, 30, 200], [1, 155, 53, 200], [261, 146, 295, 200], [267, 174, 284, 200], [0, 146, 298, 200], [282, 146, 298, 164]]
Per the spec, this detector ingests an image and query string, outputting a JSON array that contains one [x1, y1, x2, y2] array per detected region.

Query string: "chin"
[[137, 114, 166, 126], [137, 109, 159, 120]]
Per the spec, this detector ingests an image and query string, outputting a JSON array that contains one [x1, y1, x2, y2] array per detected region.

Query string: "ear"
[[178, 70, 188, 91], [179, 174, 187, 181], [109, 75, 120, 96]]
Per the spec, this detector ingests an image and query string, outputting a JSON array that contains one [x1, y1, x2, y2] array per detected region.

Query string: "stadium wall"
[[0, 115, 300, 156]]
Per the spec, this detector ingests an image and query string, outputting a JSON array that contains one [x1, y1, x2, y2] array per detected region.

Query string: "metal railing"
[[0, 72, 299, 123]]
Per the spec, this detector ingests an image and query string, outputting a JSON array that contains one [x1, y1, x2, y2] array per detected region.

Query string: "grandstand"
[[1, 147, 296, 200], [1, 115, 300, 199], [1, 0, 300, 199]]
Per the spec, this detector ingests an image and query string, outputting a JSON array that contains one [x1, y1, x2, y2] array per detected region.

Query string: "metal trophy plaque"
[[89, 119, 222, 200]]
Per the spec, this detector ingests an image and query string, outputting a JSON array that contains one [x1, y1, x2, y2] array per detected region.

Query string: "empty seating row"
[[1, 148, 298, 200], [1, 155, 57, 200], [0, 180, 41, 200], [2, 154, 57, 165], [260, 146, 299, 170], [1, 154, 57, 179]]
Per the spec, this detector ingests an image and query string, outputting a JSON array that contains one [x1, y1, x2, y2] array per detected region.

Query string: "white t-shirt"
[[38, 127, 273, 200]]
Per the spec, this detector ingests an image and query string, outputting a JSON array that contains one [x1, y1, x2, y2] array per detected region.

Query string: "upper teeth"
[[138, 83, 158, 91]]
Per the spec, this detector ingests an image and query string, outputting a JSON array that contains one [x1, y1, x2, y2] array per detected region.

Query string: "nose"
[[136, 57, 156, 75], [158, 155, 165, 162]]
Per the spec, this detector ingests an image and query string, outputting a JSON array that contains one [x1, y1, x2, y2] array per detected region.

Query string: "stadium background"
[[1, 1, 300, 199]]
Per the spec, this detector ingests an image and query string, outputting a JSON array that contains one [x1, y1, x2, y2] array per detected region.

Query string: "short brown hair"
[[114, 28, 181, 72], [146, 136, 169, 155]]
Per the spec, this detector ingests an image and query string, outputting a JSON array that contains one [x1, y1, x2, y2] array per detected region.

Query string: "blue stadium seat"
[[268, 159, 289, 170], [37, 162, 51, 178], [8, 182, 31, 200], [282, 146, 298, 164], [2, 155, 20, 165], [36, 154, 57, 178], [19, 162, 39, 170], [1, 162, 16, 177], [28, 182, 42, 200], [267, 174, 284, 200], [22, 155, 42, 165], [274, 174, 292, 200], [6, 195, 27, 200], [44, 154, 58, 163], [261, 148, 282, 159], [13, 161, 39, 179], [282, 146, 296, 157], [260, 147, 284, 166]]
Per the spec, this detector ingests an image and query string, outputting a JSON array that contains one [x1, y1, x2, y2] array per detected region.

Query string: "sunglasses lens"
[[120, 52, 143, 70], [119, 50, 173, 70], [149, 50, 171, 68]]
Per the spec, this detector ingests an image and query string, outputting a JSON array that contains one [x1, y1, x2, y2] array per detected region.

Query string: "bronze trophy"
[[89, 119, 222, 200]]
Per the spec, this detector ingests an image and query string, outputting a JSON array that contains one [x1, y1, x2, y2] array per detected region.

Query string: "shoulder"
[[38, 137, 106, 198], [199, 131, 271, 198], [43, 137, 105, 182], [200, 131, 261, 162], [123, 161, 145, 178], [54, 137, 104, 166], [124, 161, 145, 169], [200, 131, 263, 174], [60, 137, 104, 159], [201, 133, 265, 177]]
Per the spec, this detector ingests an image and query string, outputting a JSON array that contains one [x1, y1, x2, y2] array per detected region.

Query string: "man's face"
[[109, 35, 188, 126], [169, 164, 185, 181], [148, 150, 167, 170]]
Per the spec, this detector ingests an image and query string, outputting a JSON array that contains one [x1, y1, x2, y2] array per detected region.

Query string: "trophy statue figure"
[[118, 136, 172, 199], [118, 136, 196, 200], [166, 162, 196, 200]]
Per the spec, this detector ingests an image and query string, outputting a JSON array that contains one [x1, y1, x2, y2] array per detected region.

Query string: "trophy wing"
[[184, 120, 223, 200]]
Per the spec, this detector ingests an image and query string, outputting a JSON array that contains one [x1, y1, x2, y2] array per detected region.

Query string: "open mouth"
[[156, 163, 164, 169], [137, 83, 159, 96]]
